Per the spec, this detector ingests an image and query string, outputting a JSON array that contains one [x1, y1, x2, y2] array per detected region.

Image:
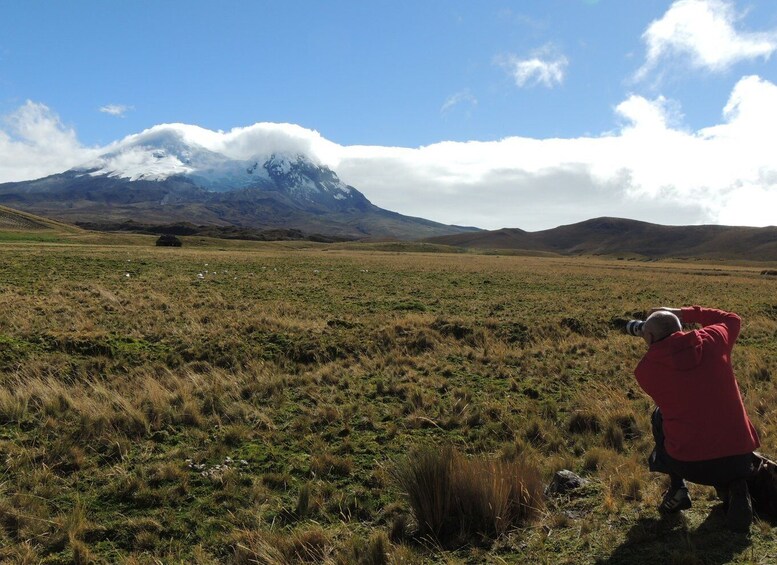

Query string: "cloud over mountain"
[[1, 74, 777, 231]]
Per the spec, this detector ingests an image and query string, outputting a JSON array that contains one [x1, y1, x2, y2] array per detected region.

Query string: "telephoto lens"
[[626, 319, 646, 337]]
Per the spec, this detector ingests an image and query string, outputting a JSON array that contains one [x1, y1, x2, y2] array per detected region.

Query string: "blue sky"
[[2, 0, 777, 229]]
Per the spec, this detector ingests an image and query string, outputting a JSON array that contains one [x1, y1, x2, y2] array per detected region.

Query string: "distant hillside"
[[428, 227, 542, 252], [0, 205, 82, 233], [425, 217, 777, 261]]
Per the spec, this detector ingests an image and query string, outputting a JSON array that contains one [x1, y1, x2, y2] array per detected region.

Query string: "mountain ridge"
[[424, 217, 777, 261]]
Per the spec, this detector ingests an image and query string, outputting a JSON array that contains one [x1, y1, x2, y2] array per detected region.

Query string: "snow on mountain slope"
[[77, 126, 256, 183], [73, 124, 353, 199]]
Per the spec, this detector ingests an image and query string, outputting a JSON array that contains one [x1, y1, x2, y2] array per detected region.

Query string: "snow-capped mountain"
[[76, 125, 361, 206], [0, 124, 474, 240]]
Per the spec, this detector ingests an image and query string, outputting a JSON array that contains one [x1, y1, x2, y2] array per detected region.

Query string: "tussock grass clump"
[[311, 452, 353, 477], [294, 482, 312, 519], [567, 410, 602, 434], [233, 526, 334, 564], [582, 447, 612, 472], [0, 540, 39, 565], [392, 444, 543, 546], [604, 421, 626, 452], [339, 531, 391, 565], [0, 388, 28, 424], [608, 412, 642, 440], [521, 417, 563, 452], [607, 459, 648, 503]]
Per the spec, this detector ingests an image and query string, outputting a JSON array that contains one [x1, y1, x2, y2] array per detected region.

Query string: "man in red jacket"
[[634, 306, 760, 532]]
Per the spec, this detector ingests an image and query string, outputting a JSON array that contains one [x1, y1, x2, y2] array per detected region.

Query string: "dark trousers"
[[649, 407, 753, 487]]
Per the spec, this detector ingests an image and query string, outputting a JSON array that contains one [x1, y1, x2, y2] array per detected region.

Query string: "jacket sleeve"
[[681, 306, 741, 348]]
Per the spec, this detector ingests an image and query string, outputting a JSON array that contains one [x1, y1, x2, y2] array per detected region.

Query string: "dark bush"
[[155, 234, 182, 247]]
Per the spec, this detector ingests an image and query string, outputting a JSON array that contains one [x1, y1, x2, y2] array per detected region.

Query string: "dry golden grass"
[[392, 445, 543, 546], [1, 241, 776, 562]]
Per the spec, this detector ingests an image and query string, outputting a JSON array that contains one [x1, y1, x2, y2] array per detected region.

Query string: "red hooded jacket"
[[635, 306, 759, 462]]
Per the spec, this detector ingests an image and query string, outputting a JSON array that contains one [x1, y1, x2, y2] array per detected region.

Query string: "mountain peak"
[[265, 153, 311, 175], [0, 122, 477, 240], [59, 133, 362, 209]]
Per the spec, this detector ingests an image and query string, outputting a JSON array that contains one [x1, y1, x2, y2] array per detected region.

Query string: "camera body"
[[626, 319, 646, 337]]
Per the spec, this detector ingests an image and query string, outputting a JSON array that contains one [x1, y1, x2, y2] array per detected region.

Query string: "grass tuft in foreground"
[[392, 444, 543, 546]]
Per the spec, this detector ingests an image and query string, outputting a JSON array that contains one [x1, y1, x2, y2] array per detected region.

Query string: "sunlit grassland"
[[1, 240, 776, 563]]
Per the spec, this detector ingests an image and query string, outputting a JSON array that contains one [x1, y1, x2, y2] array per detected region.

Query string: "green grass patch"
[[0, 231, 63, 242]]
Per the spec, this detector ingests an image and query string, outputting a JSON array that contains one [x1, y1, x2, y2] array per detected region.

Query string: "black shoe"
[[659, 486, 691, 514], [727, 479, 753, 533]]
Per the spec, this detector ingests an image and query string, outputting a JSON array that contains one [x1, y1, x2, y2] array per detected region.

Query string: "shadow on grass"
[[597, 505, 751, 565]]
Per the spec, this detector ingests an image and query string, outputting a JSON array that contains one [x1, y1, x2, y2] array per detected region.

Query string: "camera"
[[625, 319, 646, 337]]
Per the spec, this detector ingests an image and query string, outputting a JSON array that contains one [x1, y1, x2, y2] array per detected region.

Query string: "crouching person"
[[630, 306, 759, 532]]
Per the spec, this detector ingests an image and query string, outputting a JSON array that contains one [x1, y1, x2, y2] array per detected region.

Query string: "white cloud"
[[3, 77, 777, 230], [440, 91, 477, 115], [0, 101, 98, 182], [99, 104, 132, 117], [636, 0, 777, 80], [331, 75, 777, 229], [499, 45, 568, 88]]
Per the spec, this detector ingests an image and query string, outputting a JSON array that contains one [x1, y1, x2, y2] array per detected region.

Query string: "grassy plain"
[[1, 236, 776, 564]]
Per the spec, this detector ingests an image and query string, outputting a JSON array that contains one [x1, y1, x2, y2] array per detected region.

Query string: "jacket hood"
[[644, 330, 703, 371]]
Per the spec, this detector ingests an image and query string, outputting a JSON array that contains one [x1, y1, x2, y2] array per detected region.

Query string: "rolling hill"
[[425, 217, 777, 261]]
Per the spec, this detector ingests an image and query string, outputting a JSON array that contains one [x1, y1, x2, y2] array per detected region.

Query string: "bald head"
[[644, 311, 682, 344]]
